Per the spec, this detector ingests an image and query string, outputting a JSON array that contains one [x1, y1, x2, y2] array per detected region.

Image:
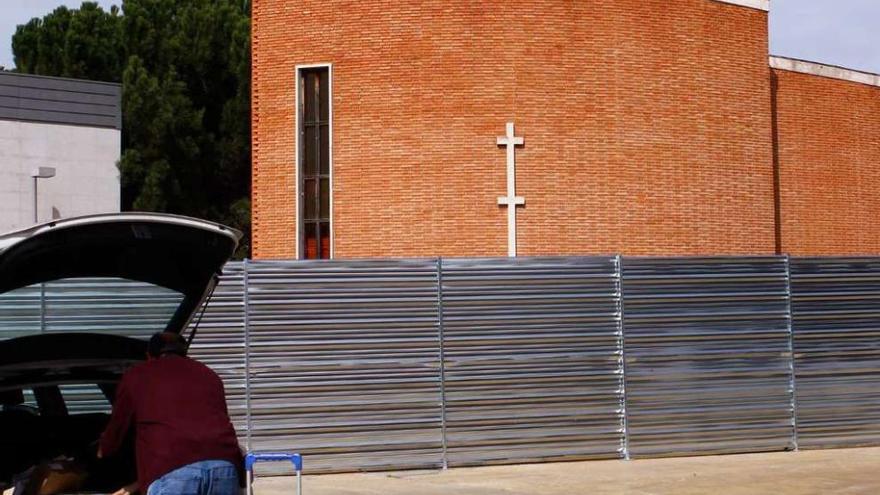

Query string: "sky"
[[769, 0, 880, 73], [1, 0, 880, 74]]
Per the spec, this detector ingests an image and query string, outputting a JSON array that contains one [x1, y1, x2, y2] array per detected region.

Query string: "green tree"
[[12, 1, 251, 257], [13, 3, 125, 88]]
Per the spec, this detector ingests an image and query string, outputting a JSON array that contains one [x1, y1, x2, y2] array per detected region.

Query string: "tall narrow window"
[[299, 67, 331, 259]]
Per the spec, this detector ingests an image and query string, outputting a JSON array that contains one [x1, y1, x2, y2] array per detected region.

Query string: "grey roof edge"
[[0, 70, 121, 89], [0, 71, 122, 129], [770, 55, 880, 88], [710, 0, 769, 12]]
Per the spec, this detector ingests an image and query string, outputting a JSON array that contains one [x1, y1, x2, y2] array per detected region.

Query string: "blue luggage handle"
[[245, 452, 303, 472], [245, 452, 303, 495]]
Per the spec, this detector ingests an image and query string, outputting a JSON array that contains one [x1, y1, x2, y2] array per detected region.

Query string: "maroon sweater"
[[99, 355, 244, 490]]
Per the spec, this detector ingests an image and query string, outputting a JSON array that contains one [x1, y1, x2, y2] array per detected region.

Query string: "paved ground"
[[254, 447, 880, 495]]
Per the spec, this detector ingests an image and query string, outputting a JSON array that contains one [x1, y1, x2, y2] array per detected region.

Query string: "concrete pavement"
[[253, 447, 880, 495]]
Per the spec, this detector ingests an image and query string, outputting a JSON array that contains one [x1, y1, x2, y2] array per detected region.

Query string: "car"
[[0, 213, 241, 493]]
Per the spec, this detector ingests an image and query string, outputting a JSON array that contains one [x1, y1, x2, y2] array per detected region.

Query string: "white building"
[[0, 72, 121, 233]]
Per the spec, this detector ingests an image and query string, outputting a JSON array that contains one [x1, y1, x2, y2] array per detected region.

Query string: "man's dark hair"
[[147, 332, 188, 358]]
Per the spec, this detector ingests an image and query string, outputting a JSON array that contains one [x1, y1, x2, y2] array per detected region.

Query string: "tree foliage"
[[12, 1, 251, 257]]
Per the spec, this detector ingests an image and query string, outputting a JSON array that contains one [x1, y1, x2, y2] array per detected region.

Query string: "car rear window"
[[0, 277, 184, 340], [59, 384, 112, 414], [3, 385, 112, 415]]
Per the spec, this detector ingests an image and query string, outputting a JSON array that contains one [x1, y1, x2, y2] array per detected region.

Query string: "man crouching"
[[99, 332, 244, 495]]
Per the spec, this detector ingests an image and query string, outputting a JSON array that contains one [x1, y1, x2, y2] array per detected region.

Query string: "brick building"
[[251, 0, 880, 259]]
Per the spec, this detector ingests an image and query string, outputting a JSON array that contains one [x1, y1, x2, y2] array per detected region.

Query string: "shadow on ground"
[[253, 447, 880, 495]]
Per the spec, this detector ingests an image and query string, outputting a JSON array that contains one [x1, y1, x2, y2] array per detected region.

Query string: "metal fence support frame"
[[784, 254, 799, 451], [436, 257, 449, 469], [243, 258, 252, 452], [614, 255, 631, 460]]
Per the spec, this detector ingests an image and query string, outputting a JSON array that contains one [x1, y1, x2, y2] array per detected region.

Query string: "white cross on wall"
[[497, 122, 524, 257]]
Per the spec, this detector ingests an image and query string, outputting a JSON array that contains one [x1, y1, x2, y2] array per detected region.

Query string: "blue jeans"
[[147, 460, 240, 495]]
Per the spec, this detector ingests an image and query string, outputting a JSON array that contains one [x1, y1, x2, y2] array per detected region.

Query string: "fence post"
[[615, 255, 631, 460], [436, 257, 449, 469], [243, 259, 252, 452], [784, 254, 799, 451]]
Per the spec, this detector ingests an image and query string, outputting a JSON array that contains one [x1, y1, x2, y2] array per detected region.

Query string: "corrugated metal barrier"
[[790, 258, 880, 449], [621, 257, 795, 457], [187, 262, 248, 439], [441, 257, 623, 466], [244, 259, 444, 473], [3, 256, 880, 472]]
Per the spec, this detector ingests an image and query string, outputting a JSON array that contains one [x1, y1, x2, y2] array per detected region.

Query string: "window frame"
[[295, 63, 333, 259]]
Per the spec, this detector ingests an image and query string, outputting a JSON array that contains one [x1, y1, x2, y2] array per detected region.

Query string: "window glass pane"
[[0, 279, 184, 341], [304, 126, 318, 176], [319, 222, 330, 259], [319, 70, 329, 121], [303, 72, 317, 122], [23, 389, 38, 409], [299, 67, 331, 261], [320, 125, 329, 175], [59, 384, 111, 414], [304, 223, 318, 259], [304, 179, 317, 220], [320, 178, 330, 219]]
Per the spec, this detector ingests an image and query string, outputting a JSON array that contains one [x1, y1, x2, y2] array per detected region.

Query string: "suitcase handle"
[[245, 452, 303, 472], [245, 452, 303, 495]]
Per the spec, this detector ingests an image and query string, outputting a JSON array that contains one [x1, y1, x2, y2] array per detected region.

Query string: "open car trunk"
[[0, 335, 142, 494], [0, 214, 241, 493], [0, 213, 241, 336]]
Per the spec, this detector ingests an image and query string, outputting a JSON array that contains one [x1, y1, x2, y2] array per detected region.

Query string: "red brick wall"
[[252, 0, 776, 259], [773, 68, 880, 255]]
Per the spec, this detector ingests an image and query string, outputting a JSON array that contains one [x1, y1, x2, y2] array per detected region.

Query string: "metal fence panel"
[[244, 259, 444, 474], [6, 255, 880, 471], [790, 258, 880, 448], [621, 257, 795, 457], [440, 257, 623, 466], [187, 262, 248, 440]]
